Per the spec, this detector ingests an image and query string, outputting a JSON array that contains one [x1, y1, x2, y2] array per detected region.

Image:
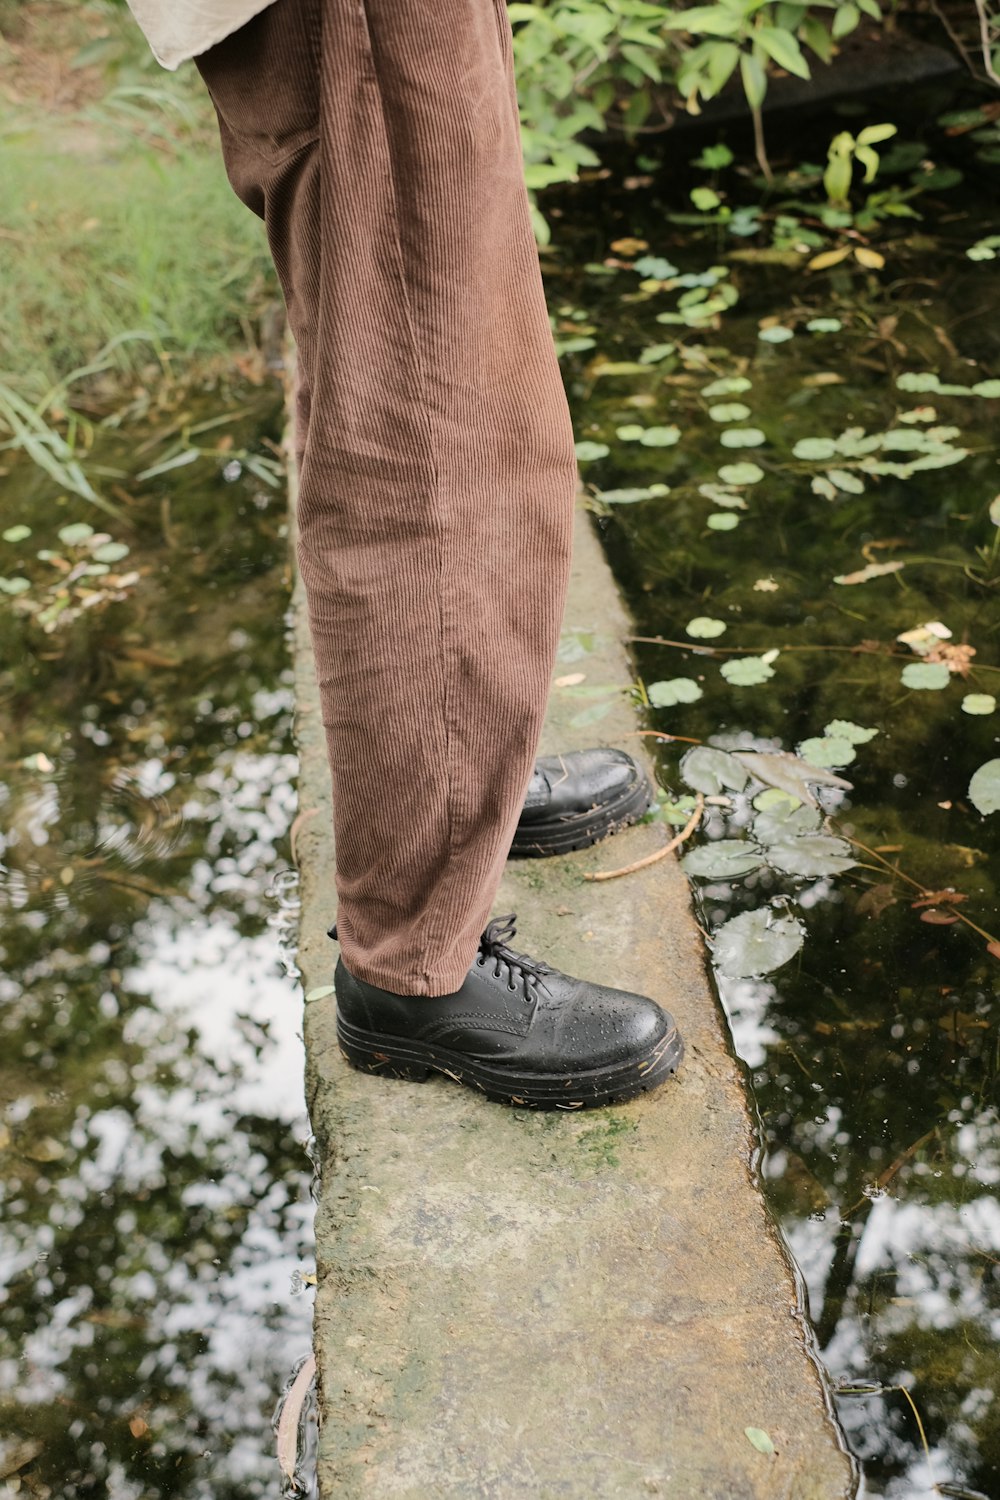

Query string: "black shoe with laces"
[[511, 748, 654, 858], [332, 916, 683, 1110]]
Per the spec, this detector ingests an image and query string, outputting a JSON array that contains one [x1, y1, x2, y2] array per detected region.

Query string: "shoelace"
[[476, 914, 550, 1000]]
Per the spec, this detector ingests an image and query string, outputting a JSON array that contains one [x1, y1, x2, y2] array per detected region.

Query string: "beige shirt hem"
[[125, 0, 279, 70]]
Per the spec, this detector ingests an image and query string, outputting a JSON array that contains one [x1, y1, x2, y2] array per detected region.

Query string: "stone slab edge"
[[293, 489, 858, 1499]]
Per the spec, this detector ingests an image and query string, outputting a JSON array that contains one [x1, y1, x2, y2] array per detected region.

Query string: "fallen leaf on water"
[[129, 1417, 149, 1439], [912, 891, 967, 908], [554, 673, 586, 687], [277, 1354, 317, 1480], [732, 750, 853, 809], [834, 560, 906, 585], [744, 1426, 776, 1454], [610, 237, 648, 256], [920, 910, 960, 925], [856, 883, 898, 919]]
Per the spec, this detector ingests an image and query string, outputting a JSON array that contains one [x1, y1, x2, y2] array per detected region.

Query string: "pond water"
[[0, 385, 315, 1499], [549, 81, 1000, 1499]]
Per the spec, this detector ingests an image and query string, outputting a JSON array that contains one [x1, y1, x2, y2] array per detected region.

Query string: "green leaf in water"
[[680, 746, 749, 795], [758, 326, 794, 344], [691, 186, 721, 211], [3, 525, 31, 543], [752, 800, 822, 845], [765, 834, 856, 877], [806, 317, 843, 333], [713, 909, 805, 978], [824, 720, 878, 743], [718, 462, 764, 485], [639, 343, 676, 364], [896, 372, 941, 393], [797, 736, 856, 769], [793, 437, 838, 461], [901, 661, 950, 690], [989, 494, 1000, 527], [702, 376, 753, 397], [973, 379, 1000, 398], [616, 425, 645, 442], [596, 484, 670, 505], [682, 840, 767, 879], [574, 441, 609, 462], [708, 512, 741, 530], [699, 485, 747, 508], [720, 428, 766, 448], [708, 402, 752, 423], [58, 522, 95, 547], [638, 424, 681, 447], [0, 576, 31, 595], [812, 475, 839, 501], [826, 469, 865, 494], [969, 759, 1000, 815], [744, 1427, 776, 1456], [92, 542, 130, 563], [962, 694, 996, 715], [634, 256, 680, 280], [686, 616, 727, 638], [721, 654, 776, 686], [647, 678, 703, 707]]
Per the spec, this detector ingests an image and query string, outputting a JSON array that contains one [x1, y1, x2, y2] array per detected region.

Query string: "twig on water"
[[584, 793, 704, 882]]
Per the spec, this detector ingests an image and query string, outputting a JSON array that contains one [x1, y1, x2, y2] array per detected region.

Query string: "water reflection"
[[554, 82, 1000, 1498], [0, 387, 314, 1499]]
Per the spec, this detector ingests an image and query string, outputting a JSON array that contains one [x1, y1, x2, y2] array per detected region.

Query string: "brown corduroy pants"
[[195, 0, 576, 994]]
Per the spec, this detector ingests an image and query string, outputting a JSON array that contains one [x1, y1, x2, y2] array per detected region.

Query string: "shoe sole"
[[336, 1010, 684, 1110], [509, 768, 656, 859]]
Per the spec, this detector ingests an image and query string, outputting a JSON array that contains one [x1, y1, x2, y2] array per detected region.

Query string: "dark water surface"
[[0, 385, 314, 1498], [549, 84, 1000, 1500]]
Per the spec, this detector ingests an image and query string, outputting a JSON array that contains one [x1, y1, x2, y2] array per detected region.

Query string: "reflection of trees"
[[0, 391, 314, 1499]]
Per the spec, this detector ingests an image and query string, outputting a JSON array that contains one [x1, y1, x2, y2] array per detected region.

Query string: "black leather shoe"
[[333, 916, 683, 1110], [511, 748, 654, 858]]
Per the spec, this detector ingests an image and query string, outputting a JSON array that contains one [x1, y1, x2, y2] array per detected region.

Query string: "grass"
[[0, 1, 278, 404]]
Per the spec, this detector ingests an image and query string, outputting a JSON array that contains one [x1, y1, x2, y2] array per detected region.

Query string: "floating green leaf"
[[574, 441, 609, 462], [824, 720, 878, 744], [708, 402, 752, 423], [616, 425, 645, 442], [596, 484, 670, 505], [962, 694, 996, 715], [765, 834, 856, 877], [744, 1427, 777, 1456], [721, 654, 776, 687], [683, 840, 766, 879], [793, 437, 838, 461], [634, 256, 679, 280], [797, 736, 856, 769], [57, 522, 95, 547], [686, 616, 727, 638], [718, 462, 764, 486], [638, 424, 681, 447], [752, 800, 822, 845], [806, 318, 843, 333], [639, 342, 676, 364], [647, 678, 703, 707], [0, 576, 31, 595], [698, 485, 747, 508], [680, 746, 749, 795], [713, 909, 805, 978], [758, 326, 794, 344], [702, 376, 752, 397], [720, 427, 766, 448], [707, 512, 740, 530], [969, 759, 1000, 815], [826, 469, 865, 495], [2, 525, 31, 543], [92, 542, 130, 563], [901, 661, 950, 690]]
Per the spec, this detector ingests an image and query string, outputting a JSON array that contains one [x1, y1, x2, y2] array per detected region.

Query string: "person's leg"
[[198, 0, 576, 995]]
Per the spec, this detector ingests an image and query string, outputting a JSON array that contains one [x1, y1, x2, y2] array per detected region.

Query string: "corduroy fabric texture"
[[196, 0, 577, 994]]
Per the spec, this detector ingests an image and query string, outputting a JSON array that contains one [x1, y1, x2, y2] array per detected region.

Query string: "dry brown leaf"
[[920, 910, 960, 925], [911, 890, 968, 909], [834, 560, 905, 585]]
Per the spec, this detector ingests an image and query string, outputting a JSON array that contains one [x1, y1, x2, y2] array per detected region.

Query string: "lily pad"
[[826, 469, 865, 494], [616, 425, 645, 442], [0, 576, 31, 596], [718, 462, 764, 486], [793, 437, 838, 461], [796, 736, 856, 769], [765, 834, 856, 877], [647, 678, 703, 707], [702, 376, 753, 397], [721, 654, 776, 687], [58, 522, 95, 547], [806, 318, 843, 333], [683, 840, 767, 879], [824, 719, 878, 744], [680, 746, 749, 795], [969, 759, 1000, 815], [638, 424, 681, 447], [901, 661, 951, 690], [92, 542, 130, 563], [686, 616, 727, 638], [574, 441, 609, 462], [707, 512, 740, 530], [962, 693, 996, 715], [712, 909, 806, 978], [720, 427, 766, 448], [758, 326, 795, 343], [752, 800, 822, 844], [2, 525, 31, 543], [708, 402, 752, 423], [698, 485, 747, 508], [596, 484, 670, 505]]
